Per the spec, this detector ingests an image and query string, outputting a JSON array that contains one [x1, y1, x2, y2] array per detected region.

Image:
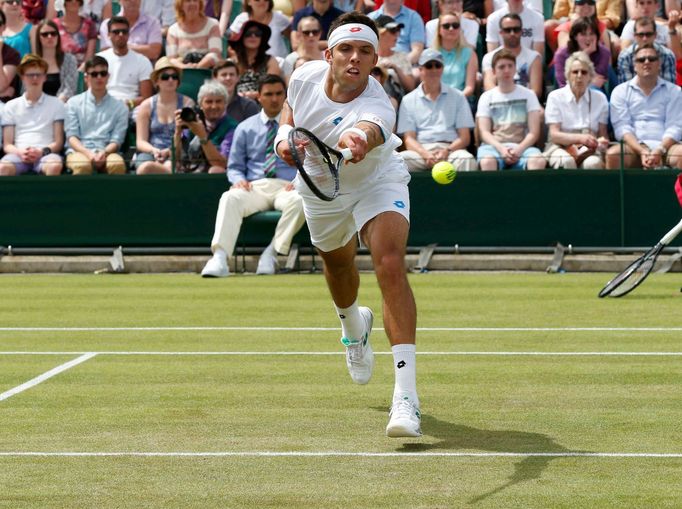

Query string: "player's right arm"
[[275, 100, 296, 167]]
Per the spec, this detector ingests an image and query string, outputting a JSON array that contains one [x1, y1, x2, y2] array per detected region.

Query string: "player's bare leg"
[[362, 211, 421, 437], [318, 239, 374, 384]]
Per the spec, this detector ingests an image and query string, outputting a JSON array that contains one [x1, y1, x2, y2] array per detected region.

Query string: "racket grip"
[[340, 148, 353, 161]]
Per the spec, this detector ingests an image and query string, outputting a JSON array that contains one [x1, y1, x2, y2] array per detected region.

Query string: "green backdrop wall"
[[1, 170, 680, 249]]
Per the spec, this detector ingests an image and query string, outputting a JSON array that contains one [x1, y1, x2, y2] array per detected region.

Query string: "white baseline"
[[0, 326, 681, 332]]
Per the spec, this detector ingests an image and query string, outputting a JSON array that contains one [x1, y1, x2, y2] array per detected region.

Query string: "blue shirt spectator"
[[369, 3, 425, 60], [617, 42, 676, 84], [228, 110, 297, 184], [65, 90, 128, 153]]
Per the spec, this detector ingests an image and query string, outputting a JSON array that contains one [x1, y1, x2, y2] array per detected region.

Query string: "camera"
[[180, 106, 204, 124]]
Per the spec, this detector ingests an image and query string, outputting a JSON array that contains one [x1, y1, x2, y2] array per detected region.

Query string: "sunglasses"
[[501, 26, 522, 33], [244, 29, 263, 38], [301, 29, 320, 36], [570, 69, 589, 75], [423, 61, 443, 69], [634, 31, 655, 37], [110, 28, 129, 35], [440, 22, 460, 30], [88, 70, 108, 78], [24, 72, 45, 79], [159, 72, 179, 81], [3, 0, 21, 5], [386, 27, 401, 33], [39, 30, 58, 38], [575, 0, 596, 4], [635, 55, 659, 63]]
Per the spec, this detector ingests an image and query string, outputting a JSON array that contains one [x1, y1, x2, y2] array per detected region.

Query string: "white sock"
[[214, 247, 227, 263], [392, 344, 418, 407], [261, 242, 276, 258], [335, 300, 365, 341]]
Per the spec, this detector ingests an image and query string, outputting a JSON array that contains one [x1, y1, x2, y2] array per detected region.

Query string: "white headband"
[[327, 23, 379, 52]]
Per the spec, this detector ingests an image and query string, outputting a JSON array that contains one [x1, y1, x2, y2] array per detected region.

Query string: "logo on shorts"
[[332, 116, 343, 125], [394, 200, 405, 209]]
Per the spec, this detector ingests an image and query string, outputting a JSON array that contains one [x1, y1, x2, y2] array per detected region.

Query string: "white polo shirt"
[[98, 48, 153, 102], [1, 93, 66, 148], [545, 86, 609, 135]]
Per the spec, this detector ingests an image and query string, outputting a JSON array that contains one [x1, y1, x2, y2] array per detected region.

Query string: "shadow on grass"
[[373, 407, 587, 504]]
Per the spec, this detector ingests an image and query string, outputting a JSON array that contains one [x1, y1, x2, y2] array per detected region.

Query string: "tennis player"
[[275, 12, 421, 438]]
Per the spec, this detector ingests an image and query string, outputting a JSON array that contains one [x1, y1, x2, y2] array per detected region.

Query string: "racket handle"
[[340, 148, 353, 161]]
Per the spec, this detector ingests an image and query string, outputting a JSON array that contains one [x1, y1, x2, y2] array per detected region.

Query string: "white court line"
[[1, 351, 682, 357], [0, 451, 681, 458], [0, 326, 681, 332], [0, 353, 97, 402]]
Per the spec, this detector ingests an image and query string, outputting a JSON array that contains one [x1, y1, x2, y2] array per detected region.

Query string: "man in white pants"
[[276, 12, 422, 438], [201, 75, 305, 277]]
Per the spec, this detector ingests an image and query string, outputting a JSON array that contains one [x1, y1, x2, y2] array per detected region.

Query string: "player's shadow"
[[373, 407, 587, 504]]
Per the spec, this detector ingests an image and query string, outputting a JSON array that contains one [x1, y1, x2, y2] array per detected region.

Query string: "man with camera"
[[174, 80, 236, 173], [201, 74, 304, 277]]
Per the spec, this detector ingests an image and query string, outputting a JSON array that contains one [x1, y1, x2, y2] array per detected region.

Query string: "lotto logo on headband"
[[350, 27, 362, 32], [327, 22, 379, 51]]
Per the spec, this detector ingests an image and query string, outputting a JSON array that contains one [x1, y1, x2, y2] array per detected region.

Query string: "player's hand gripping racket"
[[288, 127, 353, 201], [598, 218, 682, 298]]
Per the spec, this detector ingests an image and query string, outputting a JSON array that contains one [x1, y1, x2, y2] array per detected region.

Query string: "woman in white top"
[[544, 51, 609, 169], [166, 0, 222, 69], [228, 0, 291, 59]]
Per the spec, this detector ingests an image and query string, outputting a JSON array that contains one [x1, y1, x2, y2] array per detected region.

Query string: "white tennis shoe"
[[386, 397, 422, 438], [201, 255, 229, 278], [340, 306, 374, 385]]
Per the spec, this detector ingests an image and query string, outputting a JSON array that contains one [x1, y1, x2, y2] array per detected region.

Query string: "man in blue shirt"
[[607, 44, 682, 170], [65, 56, 129, 174], [368, 0, 425, 64], [201, 74, 305, 277]]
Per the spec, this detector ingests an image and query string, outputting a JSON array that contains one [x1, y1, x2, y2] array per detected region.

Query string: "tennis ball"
[[431, 161, 457, 185]]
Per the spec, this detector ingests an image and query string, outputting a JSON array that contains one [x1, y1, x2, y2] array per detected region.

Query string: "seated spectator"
[[544, 51, 609, 169], [607, 43, 682, 169], [34, 20, 78, 102], [332, 0, 363, 12], [553, 0, 613, 51], [174, 79, 236, 173], [426, 0, 478, 48], [201, 74, 304, 277], [553, 17, 611, 90], [228, 0, 292, 60], [483, 13, 542, 97], [476, 49, 546, 170], [617, 16, 677, 83], [621, 0, 680, 56], [98, 16, 153, 113], [290, 0, 344, 51], [0, 54, 65, 176], [22, 0, 45, 23], [134, 57, 194, 174], [461, 0, 493, 25], [1, 0, 31, 58], [549, 0, 622, 37], [47, 0, 113, 25], [65, 55, 129, 174], [369, 0, 425, 65], [432, 11, 477, 99], [281, 16, 324, 80], [375, 15, 415, 105], [140, 0, 176, 37], [397, 48, 476, 172], [212, 59, 260, 122], [0, 11, 21, 101], [166, 0, 222, 69], [373, 0, 432, 23], [493, 0, 542, 12], [52, 0, 98, 69], [229, 20, 281, 101], [98, 0, 163, 62], [486, 0, 545, 59]]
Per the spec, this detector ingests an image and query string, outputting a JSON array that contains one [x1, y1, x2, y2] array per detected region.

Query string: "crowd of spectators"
[[2, 0, 682, 175]]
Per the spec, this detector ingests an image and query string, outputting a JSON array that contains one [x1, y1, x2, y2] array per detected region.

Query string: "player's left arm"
[[275, 100, 296, 166], [337, 120, 384, 163]]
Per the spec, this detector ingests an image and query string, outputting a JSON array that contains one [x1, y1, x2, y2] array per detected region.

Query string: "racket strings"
[[608, 256, 655, 297], [291, 131, 338, 198]]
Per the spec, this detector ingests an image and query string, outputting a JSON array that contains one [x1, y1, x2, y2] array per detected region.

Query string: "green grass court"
[[1, 272, 682, 508]]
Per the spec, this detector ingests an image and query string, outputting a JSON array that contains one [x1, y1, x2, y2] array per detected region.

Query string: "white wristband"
[[341, 127, 368, 142], [274, 124, 293, 153]]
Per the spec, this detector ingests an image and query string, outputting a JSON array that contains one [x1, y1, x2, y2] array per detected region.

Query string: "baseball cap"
[[418, 48, 444, 66], [374, 14, 405, 30]]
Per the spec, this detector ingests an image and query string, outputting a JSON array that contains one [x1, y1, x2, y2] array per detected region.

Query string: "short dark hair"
[[635, 16, 656, 31], [328, 11, 379, 41], [499, 13, 522, 28], [84, 55, 109, 72], [634, 42, 659, 57], [492, 48, 516, 69], [257, 73, 286, 92], [212, 59, 239, 77], [108, 16, 130, 31]]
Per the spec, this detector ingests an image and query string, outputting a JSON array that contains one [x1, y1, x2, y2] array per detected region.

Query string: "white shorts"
[[302, 181, 410, 252]]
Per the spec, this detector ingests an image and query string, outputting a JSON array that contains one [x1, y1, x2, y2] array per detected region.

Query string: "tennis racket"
[[598, 218, 682, 298], [288, 127, 353, 201]]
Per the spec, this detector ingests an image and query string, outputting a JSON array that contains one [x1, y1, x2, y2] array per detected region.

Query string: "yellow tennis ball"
[[431, 161, 457, 185]]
